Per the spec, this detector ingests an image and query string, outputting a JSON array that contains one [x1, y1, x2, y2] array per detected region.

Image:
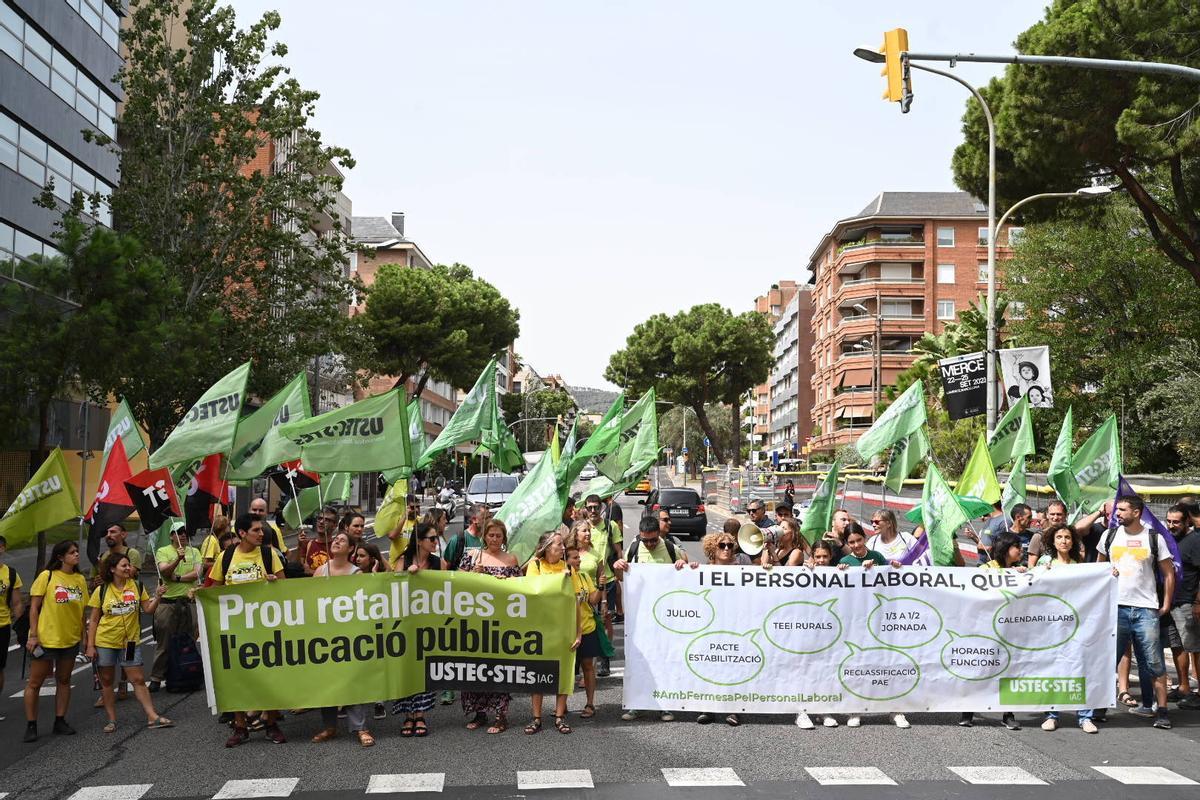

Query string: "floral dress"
[[392, 552, 442, 716], [458, 548, 523, 718]]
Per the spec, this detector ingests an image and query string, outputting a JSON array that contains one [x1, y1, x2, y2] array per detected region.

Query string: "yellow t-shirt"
[[29, 569, 88, 648], [591, 520, 622, 581], [200, 535, 221, 563], [525, 559, 568, 577], [87, 579, 149, 649], [388, 518, 417, 567], [208, 546, 285, 586], [578, 549, 602, 585], [572, 570, 597, 635], [0, 563, 23, 626]]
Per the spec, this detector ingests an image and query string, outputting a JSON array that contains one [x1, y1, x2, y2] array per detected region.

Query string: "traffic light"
[[880, 28, 912, 112]]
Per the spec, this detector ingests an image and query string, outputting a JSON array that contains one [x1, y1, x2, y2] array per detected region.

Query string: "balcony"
[[841, 275, 925, 287], [837, 236, 924, 255]]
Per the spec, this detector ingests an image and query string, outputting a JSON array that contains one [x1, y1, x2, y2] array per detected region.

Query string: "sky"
[[229, 0, 1049, 389]]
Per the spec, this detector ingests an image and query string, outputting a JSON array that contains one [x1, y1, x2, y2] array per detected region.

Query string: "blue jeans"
[[1045, 709, 1093, 724], [1116, 605, 1166, 709]]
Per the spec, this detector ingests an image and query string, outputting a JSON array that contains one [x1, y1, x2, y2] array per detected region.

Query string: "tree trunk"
[[731, 401, 740, 467], [692, 404, 724, 463], [412, 368, 431, 402]]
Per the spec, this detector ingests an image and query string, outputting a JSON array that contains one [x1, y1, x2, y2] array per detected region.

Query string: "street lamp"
[[851, 301, 883, 407]]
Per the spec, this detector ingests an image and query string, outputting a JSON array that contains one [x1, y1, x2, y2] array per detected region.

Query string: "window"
[[880, 263, 911, 281], [978, 261, 990, 282], [936, 264, 955, 284], [0, 110, 114, 225], [64, 0, 121, 52], [882, 300, 912, 318], [937, 227, 955, 247], [1008, 226, 1025, 245], [978, 226, 990, 245], [937, 300, 955, 320]]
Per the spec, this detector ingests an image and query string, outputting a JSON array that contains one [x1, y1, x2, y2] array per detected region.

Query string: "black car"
[[641, 487, 708, 539]]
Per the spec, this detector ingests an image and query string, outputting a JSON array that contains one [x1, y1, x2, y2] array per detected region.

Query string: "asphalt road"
[[0, 492, 1197, 799]]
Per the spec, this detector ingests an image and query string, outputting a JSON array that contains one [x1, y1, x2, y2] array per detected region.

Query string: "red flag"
[[184, 453, 228, 535], [271, 459, 320, 493], [124, 466, 183, 534], [86, 438, 136, 563]]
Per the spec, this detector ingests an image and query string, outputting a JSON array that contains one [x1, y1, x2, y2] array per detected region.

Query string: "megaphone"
[[737, 522, 765, 556]]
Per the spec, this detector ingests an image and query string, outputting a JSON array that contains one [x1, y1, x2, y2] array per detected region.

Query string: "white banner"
[[623, 564, 1116, 714], [999, 345, 1053, 408]]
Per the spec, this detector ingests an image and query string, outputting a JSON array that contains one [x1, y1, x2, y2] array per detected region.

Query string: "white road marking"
[[366, 774, 445, 793], [805, 767, 896, 785], [66, 786, 153, 800], [661, 768, 743, 787], [949, 766, 1046, 785], [212, 779, 299, 799], [9, 623, 152, 653], [516, 770, 594, 790], [1092, 766, 1197, 785]]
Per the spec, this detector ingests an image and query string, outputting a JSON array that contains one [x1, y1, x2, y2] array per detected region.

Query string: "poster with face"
[[999, 346, 1053, 408]]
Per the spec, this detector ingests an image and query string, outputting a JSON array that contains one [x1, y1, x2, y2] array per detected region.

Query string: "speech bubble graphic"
[[940, 630, 1011, 681], [684, 629, 765, 686], [838, 642, 921, 701], [992, 591, 1079, 651], [867, 594, 943, 649], [653, 589, 716, 634], [762, 598, 842, 654]]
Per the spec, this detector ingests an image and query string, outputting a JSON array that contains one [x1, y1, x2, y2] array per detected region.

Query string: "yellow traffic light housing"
[[880, 28, 913, 112]]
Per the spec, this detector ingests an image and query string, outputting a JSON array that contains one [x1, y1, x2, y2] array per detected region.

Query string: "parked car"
[[640, 487, 707, 539], [579, 463, 598, 481], [465, 473, 521, 511]]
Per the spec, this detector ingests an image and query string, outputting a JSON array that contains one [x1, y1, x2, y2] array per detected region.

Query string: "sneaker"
[[795, 713, 814, 729], [620, 710, 638, 721], [892, 713, 910, 729], [958, 713, 974, 727], [264, 724, 287, 743], [52, 718, 76, 736], [1153, 713, 1172, 730], [1080, 719, 1099, 734], [660, 712, 675, 722], [225, 727, 249, 748], [337, 707, 348, 719], [1178, 692, 1200, 710], [697, 713, 713, 724], [1167, 687, 1183, 702], [597, 658, 611, 677], [823, 716, 838, 728], [148, 681, 161, 693], [1041, 717, 1057, 731], [1128, 705, 1156, 718], [1002, 713, 1020, 730], [1093, 708, 1108, 723], [846, 716, 861, 727], [22, 723, 36, 743], [374, 703, 386, 720]]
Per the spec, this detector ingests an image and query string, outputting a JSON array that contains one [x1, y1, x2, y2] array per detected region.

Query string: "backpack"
[[625, 537, 678, 564], [1104, 525, 1163, 593], [220, 544, 277, 582], [445, 532, 469, 571], [165, 626, 204, 693]]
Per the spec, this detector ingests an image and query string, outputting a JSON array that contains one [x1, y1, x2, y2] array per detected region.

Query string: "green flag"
[[856, 380, 926, 461], [277, 389, 411, 473], [98, 398, 146, 478], [496, 447, 564, 564], [478, 416, 524, 473], [572, 393, 625, 468], [597, 389, 656, 481], [382, 398, 428, 484], [1072, 415, 1120, 516], [1001, 455, 1027, 520], [373, 478, 409, 542], [884, 428, 928, 494], [800, 458, 841, 544], [226, 372, 310, 482], [549, 426, 561, 466], [988, 394, 1035, 467], [416, 360, 497, 469], [1047, 406, 1079, 511], [957, 433, 1001, 505], [0, 448, 81, 548], [281, 472, 351, 529], [921, 462, 967, 566], [555, 419, 584, 499], [149, 361, 251, 469]]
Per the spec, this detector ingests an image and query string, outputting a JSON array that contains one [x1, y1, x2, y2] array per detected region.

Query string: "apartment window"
[[977, 261, 990, 282], [0, 3, 118, 138], [937, 300, 955, 320], [64, 0, 121, 51], [882, 300, 912, 318], [937, 264, 955, 284], [937, 227, 955, 247], [880, 263, 911, 281], [978, 226, 990, 245], [1008, 226, 1025, 245], [0, 110, 114, 225]]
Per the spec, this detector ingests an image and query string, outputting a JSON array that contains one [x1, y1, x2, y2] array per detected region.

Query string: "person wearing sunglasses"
[[865, 510, 916, 562], [390, 522, 446, 738], [585, 494, 622, 676], [692, 529, 748, 726], [746, 501, 771, 529]]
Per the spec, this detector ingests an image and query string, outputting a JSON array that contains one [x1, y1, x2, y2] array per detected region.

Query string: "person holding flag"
[[148, 520, 202, 693]]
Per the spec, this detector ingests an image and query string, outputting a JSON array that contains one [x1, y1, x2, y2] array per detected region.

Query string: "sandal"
[[579, 704, 596, 718], [413, 719, 428, 737], [103, 721, 116, 733], [554, 716, 572, 734], [147, 717, 174, 729], [311, 727, 338, 743], [725, 714, 741, 727], [1118, 690, 1138, 707], [357, 730, 376, 747], [400, 718, 416, 738], [465, 711, 488, 731], [524, 717, 543, 735], [486, 716, 508, 735], [247, 716, 267, 732]]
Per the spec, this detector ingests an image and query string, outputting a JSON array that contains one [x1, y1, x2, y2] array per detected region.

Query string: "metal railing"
[[840, 276, 926, 287]]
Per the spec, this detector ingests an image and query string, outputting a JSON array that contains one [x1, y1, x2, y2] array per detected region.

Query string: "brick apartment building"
[[806, 192, 1017, 455], [749, 281, 798, 458]]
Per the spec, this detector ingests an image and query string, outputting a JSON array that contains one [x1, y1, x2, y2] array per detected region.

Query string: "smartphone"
[[31, 645, 45, 659], [125, 641, 136, 661]]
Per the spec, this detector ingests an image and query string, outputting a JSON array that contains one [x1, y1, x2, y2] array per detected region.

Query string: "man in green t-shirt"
[[584, 494, 624, 676], [148, 521, 202, 691]]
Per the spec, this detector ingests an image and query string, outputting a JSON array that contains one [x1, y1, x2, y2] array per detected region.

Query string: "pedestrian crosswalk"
[[56, 765, 1200, 798]]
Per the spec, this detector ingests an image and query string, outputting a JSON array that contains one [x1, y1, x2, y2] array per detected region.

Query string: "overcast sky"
[[229, 0, 1048, 389]]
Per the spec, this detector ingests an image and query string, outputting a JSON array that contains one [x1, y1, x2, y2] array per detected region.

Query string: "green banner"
[[0, 448, 81, 548], [99, 398, 146, 478], [988, 394, 1034, 467], [416, 360, 497, 469], [197, 570, 576, 711], [856, 380, 926, 461], [800, 458, 841, 543], [496, 448, 564, 564], [226, 372, 309, 482], [278, 389, 411, 473], [1071, 415, 1120, 516], [921, 462, 968, 567], [150, 361, 251, 469], [884, 428, 927, 494]]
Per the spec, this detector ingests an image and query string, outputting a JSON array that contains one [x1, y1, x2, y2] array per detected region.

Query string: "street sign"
[[681, 447, 689, 455], [703, 437, 710, 447]]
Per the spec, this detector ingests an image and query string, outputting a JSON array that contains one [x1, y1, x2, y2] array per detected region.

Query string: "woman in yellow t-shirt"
[[85, 553, 172, 733], [22, 541, 88, 742], [565, 542, 601, 719], [523, 532, 580, 735]]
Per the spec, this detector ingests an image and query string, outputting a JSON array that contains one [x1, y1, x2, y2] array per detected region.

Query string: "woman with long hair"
[[23, 541, 89, 741], [312, 531, 376, 746], [338, 512, 366, 546], [524, 532, 578, 734], [391, 522, 444, 737], [696, 530, 750, 726], [803, 539, 841, 729], [460, 519, 521, 734], [769, 519, 809, 567], [85, 554, 172, 732], [565, 542, 601, 719], [1034, 524, 1096, 733], [353, 543, 386, 574]]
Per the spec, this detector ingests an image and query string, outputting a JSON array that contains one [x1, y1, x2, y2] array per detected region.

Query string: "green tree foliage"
[[658, 404, 735, 467], [605, 304, 772, 463], [106, 0, 359, 444], [951, 0, 1200, 285], [501, 388, 575, 452], [355, 262, 519, 398], [1003, 201, 1200, 471]]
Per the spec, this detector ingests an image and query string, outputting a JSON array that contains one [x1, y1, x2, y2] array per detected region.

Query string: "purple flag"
[[1108, 475, 1182, 583], [899, 531, 933, 565]]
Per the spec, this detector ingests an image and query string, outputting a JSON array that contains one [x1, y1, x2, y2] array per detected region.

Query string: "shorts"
[[0, 625, 9, 670], [96, 644, 143, 668], [1169, 605, 1200, 652], [1161, 612, 1183, 650], [33, 644, 79, 662], [577, 630, 602, 659]]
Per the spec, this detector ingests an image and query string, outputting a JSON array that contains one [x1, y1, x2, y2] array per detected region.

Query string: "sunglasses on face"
[[586, 505, 602, 511], [640, 536, 660, 544], [717, 542, 736, 551], [421, 535, 439, 542]]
